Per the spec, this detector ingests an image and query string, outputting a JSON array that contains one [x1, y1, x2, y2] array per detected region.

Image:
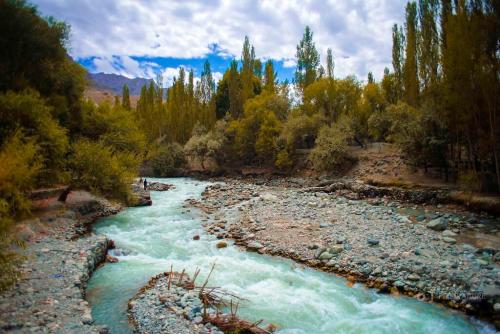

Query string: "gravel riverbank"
[[190, 177, 500, 328], [0, 191, 120, 333], [128, 273, 223, 334]]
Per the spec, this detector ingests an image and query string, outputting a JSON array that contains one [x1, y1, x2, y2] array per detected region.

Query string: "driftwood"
[[165, 264, 274, 334]]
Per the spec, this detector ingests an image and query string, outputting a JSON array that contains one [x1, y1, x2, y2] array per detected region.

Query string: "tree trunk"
[[58, 185, 72, 202]]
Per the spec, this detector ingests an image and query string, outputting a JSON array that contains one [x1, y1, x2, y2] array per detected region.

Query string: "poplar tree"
[[403, 2, 419, 106], [241, 36, 255, 101], [263, 60, 277, 93], [368, 72, 375, 84], [418, 0, 439, 93], [392, 24, 404, 100], [295, 26, 320, 93], [326, 48, 334, 79], [228, 59, 243, 118], [200, 60, 215, 104], [121, 84, 131, 110]]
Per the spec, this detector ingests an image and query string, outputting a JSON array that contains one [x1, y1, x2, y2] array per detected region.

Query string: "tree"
[[326, 48, 334, 79], [418, 0, 439, 93], [241, 36, 256, 102], [200, 60, 215, 104], [392, 24, 405, 100], [310, 122, 353, 172], [0, 90, 68, 185], [228, 60, 244, 119], [381, 67, 398, 104], [69, 139, 139, 203], [367, 72, 375, 84], [263, 60, 277, 94], [0, 131, 41, 291], [122, 84, 131, 110], [295, 26, 320, 93], [404, 2, 419, 106], [0, 0, 86, 132]]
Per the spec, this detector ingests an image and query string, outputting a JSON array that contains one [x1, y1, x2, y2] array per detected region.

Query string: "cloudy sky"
[[33, 0, 405, 86]]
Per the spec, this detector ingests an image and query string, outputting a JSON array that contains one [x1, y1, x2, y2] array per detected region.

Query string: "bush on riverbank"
[[150, 142, 185, 177], [310, 122, 355, 172], [70, 139, 139, 203], [0, 131, 41, 291]]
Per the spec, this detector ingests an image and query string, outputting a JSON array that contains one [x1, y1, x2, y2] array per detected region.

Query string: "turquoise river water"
[[87, 178, 495, 334]]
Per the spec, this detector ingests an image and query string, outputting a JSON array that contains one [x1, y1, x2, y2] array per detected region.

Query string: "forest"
[[0, 0, 498, 289]]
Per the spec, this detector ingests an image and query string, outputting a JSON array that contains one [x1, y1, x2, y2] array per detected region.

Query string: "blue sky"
[[33, 0, 405, 87]]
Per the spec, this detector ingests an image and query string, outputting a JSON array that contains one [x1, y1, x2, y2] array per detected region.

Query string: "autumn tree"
[[404, 1, 419, 106]]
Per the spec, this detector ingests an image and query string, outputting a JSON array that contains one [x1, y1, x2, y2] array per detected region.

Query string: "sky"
[[32, 0, 406, 87]]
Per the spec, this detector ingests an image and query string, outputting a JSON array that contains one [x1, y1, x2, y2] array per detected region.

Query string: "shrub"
[[80, 100, 146, 155], [0, 131, 41, 291], [70, 139, 139, 203], [228, 93, 283, 164], [275, 149, 294, 171], [0, 90, 69, 185], [279, 112, 326, 150], [184, 119, 230, 169], [151, 143, 185, 177], [368, 110, 392, 141], [310, 124, 353, 172]]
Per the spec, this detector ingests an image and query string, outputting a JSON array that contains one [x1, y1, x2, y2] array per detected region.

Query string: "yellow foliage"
[[0, 90, 68, 185], [70, 139, 139, 203], [0, 131, 41, 291]]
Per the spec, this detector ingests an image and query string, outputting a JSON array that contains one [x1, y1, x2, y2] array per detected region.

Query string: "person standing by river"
[[143, 178, 148, 190]]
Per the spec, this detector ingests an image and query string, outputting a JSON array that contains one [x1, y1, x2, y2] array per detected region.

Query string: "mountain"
[[88, 72, 153, 95]]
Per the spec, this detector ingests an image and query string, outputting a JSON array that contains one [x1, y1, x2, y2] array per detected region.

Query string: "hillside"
[[88, 72, 153, 95], [84, 86, 140, 107]]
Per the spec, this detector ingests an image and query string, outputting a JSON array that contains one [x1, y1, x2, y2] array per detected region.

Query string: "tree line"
[[384, 0, 499, 191], [0, 0, 498, 289], [127, 0, 498, 193]]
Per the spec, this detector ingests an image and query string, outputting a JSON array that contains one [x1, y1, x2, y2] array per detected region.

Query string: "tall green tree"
[[326, 48, 334, 79], [418, 0, 439, 93], [403, 2, 419, 106], [263, 60, 277, 94], [392, 24, 405, 100], [368, 72, 375, 84], [241, 36, 256, 101], [200, 60, 215, 104], [295, 26, 320, 94], [122, 84, 131, 110]]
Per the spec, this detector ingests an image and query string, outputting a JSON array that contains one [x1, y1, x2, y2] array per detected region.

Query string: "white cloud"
[[92, 56, 160, 79], [283, 59, 297, 68], [34, 0, 405, 80]]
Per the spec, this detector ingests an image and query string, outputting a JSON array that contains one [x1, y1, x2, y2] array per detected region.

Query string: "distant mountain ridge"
[[88, 72, 153, 95]]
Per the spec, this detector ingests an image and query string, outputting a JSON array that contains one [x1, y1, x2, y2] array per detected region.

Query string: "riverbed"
[[87, 178, 495, 333]]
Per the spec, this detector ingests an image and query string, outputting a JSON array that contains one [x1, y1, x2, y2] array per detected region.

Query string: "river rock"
[[319, 252, 334, 260], [216, 241, 227, 249], [442, 230, 457, 237], [408, 274, 420, 281], [427, 218, 448, 231], [328, 245, 344, 254], [246, 241, 264, 251], [443, 237, 456, 244], [367, 238, 380, 246]]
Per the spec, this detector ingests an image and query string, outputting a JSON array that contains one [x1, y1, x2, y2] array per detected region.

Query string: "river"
[[87, 178, 493, 334]]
